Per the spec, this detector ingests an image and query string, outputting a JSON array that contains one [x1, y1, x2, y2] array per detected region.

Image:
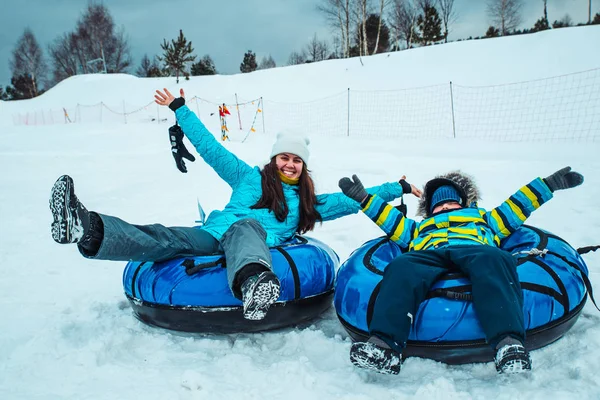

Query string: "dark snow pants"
[[369, 245, 524, 354], [79, 214, 273, 298]]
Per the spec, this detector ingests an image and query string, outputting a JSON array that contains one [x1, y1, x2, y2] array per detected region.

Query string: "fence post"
[[123, 101, 127, 124], [260, 97, 265, 134], [347, 88, 350, 137], [449, 81, 456, 139], [235, 93, 242, 130], [156, 103, 160, 124]]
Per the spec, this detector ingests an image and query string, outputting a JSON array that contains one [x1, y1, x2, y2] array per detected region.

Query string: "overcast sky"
[[0, 0, 593, 88]]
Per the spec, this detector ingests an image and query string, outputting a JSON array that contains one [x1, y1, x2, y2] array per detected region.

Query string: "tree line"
[[2, 0, 599, 101]]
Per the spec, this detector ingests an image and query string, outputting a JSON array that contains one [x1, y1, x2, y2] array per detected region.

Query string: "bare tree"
[[10, 28, 47, 97], [486, 0, 523, 35], [258, 54, 277, 70], [287, 51, 307, 65], [436, 0, 457, 42], [136, 54, 152, 77], [317, 0, 353, 58], [357, 0, 369, 55], [552, 13, 573, 28], [75, 4, 131, 73], [48, 33, 80, 83], [389, 0, 419, 49], [305, 34, 330, 62]]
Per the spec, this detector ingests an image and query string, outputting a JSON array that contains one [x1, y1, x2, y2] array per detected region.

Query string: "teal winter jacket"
[[176, 105, 405, 246]]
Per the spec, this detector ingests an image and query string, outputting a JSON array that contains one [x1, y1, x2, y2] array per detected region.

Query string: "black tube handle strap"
[[183, 257, 226, 275]]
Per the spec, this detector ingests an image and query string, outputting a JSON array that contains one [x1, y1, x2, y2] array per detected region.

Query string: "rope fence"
[[10, 68, 600, 142]]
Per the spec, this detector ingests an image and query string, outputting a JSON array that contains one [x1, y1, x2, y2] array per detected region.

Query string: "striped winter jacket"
[[175, 105, 405, 246], [360, 177, 554, 251]]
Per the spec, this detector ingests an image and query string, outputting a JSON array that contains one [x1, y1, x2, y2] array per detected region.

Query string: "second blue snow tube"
[[123, 236, 339, 333], [334, 225, 592, 364]]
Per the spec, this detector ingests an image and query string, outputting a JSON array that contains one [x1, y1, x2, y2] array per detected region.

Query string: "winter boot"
[[494, 337, 532, 373], [50, 175, 90, 244], [350, 335, 402, 375], [240, 271, 280, 320]]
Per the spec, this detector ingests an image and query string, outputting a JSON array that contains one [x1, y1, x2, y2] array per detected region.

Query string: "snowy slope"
[[1, 26, 600, 400]]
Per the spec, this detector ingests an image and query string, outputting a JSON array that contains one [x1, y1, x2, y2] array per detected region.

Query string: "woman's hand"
[[400, 175, 422, 198], [154, 88, 185, 107]]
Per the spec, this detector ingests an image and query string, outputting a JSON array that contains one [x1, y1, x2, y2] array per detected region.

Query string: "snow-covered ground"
[[1, 26, 600, 399]]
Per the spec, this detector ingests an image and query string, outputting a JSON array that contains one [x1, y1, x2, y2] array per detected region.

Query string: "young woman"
[[50, 88, 419, 321], [338, 167, 583, 374]]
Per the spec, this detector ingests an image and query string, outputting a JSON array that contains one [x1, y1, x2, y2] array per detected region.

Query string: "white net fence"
[[11, 68, 600, 142]]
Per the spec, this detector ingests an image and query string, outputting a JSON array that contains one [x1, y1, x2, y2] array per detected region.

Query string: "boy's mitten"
[[543, 166, 584, 192], [339, 174, 368, 203], [169, 124, 195, 173]]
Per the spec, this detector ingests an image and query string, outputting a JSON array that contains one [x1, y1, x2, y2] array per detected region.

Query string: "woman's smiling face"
[[275, 153, 304, 180]]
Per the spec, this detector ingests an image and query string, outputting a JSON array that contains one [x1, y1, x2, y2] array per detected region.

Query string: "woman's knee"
[[223, 218, 267, 240]]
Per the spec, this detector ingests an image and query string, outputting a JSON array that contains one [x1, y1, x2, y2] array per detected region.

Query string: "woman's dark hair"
[[251, 158, 322, 234]]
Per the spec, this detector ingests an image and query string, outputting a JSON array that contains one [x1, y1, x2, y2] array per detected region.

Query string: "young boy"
[[338, 167, 583, 374]]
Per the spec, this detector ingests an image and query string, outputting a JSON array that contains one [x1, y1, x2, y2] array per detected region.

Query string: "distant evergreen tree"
[[158, 29, 196, 83], [191, 55, 217, 75], [552, 14, 573, 28], [417, 5, 444, 45], [6, 74, 39, 100], [240, 50, 257, 73], [258, 54, 276, 70], [0, 86, 7, 100], [531, 0, 550, 32], [592, 13, 600, 24], [355, 14, 390, 54], [531, 17, 550, 32], [485, 26, 500, 37]]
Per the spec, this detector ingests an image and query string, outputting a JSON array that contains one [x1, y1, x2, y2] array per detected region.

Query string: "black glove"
[[169, 97, 185, 112], [339, 174, 368, 203], [543, 166, 584, 192], [169, 124, 195, 173], [395, 198, 407, 216]]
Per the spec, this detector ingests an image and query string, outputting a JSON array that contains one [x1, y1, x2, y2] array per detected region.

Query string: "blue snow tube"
[[123, 236, 338, 333], [335, 225, 595, 364]]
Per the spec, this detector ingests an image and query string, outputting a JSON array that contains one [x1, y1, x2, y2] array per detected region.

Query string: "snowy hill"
[[1, 26, 600, 400]]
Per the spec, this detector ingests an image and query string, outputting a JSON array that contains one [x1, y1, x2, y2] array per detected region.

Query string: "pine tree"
[[485, 26, 500, 37], [417, 4, 444, 45], [531, 17, 550, 32], [592, 13, 600, 24], [240, 50, 257, 73], [158, 29, 196, 83], [531, 0, 550, 32], [191, 55, 217, 75], [355, 14, 390, 54], [0, 86, 7, 101], [6, 75, 37, 100]]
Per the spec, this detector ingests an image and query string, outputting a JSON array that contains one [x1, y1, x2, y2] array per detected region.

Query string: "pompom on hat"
[[269, 132, 311, 164]]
